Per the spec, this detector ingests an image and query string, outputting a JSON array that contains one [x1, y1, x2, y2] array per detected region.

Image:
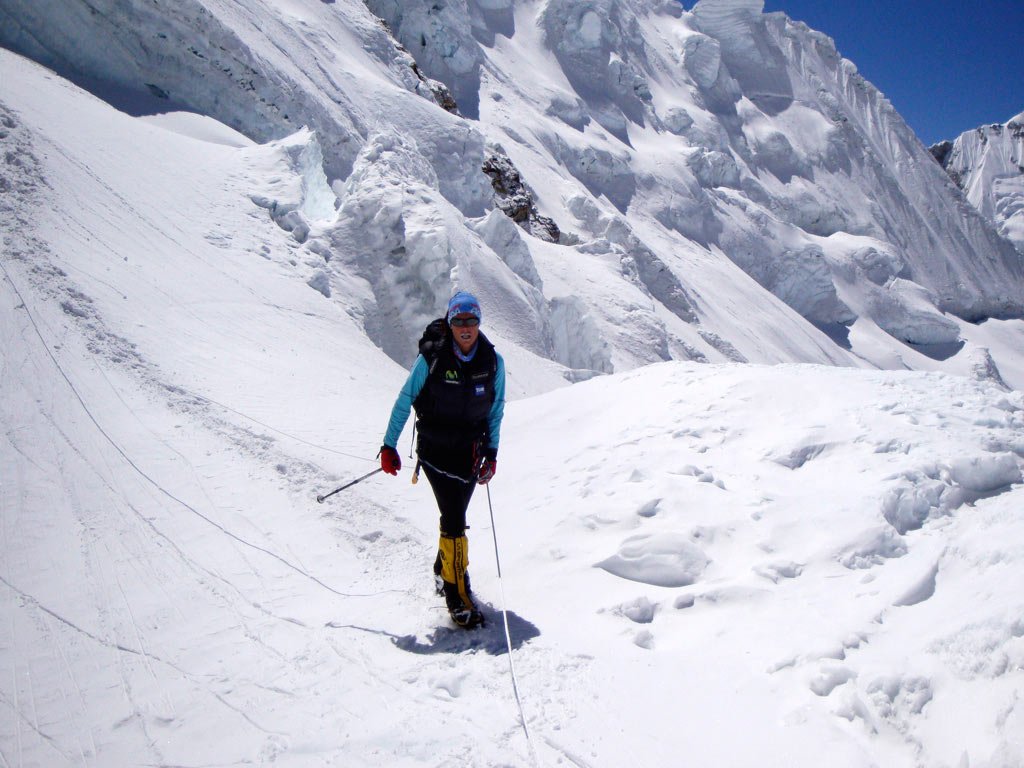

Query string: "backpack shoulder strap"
[[478, 333, 498, 375]]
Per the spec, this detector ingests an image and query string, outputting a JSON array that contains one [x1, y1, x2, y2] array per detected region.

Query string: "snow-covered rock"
[[932, 111, 1024, 255]]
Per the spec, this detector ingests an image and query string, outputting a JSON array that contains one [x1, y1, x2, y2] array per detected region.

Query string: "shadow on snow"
[[331, 603, 540, 656]]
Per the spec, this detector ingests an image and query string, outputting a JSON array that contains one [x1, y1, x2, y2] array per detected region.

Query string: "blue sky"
[[759, 0, 1023, 145]]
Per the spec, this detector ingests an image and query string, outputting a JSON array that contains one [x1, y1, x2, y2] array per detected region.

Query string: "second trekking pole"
[[316, 468, 383, 503]]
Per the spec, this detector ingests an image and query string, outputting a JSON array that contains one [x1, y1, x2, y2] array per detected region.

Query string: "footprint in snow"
[[809, 663, 856, 697], [636, 498, 660, 518], [610, 596, 657, 624], [752, 561, 804, 583], [634, 630, 655, 650], [430, 670, 468, 699], [676, 465, 726, 488], [674, 594, 696, 610]]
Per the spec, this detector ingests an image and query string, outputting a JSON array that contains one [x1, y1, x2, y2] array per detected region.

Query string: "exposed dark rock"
[[929, 140, 952, 168], [408, 59, 458, 114], [482, 152, 561, 243], [531, 213, 562, 243], [929, 140, 965, 189], [425, 78, 458, 114], [1009, 115, 1024, 140]]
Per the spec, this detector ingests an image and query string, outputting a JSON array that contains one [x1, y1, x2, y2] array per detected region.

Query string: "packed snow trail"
[[1, 258, 546, 766]]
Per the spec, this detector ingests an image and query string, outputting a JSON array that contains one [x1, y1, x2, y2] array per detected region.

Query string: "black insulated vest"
[[414, 334, 498, 449]]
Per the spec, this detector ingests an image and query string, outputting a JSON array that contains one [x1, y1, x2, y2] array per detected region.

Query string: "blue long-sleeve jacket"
[[383, 351, 506, 454]]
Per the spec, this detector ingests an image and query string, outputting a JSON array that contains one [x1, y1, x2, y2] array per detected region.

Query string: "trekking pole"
[[485, 485, 542, 767], [410, 425, 421, 485], [316, 468, 383, 503]]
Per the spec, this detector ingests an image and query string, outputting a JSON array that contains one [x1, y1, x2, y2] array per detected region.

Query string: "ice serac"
[[767, 16, 1024, 323], [692, 0, 764, 35], [363, 0, 486, 119], [0, 0, 361, 180], [2, 0, 1023, 375], [681, 0, 1024, 331], [537, 0, 653, 140], [0, 0, 491, 213], [691, 0, 791, 113], [932, 111, 1024, 255]]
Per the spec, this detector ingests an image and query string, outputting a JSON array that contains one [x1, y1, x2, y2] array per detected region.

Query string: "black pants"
[[419, 434, 478, 530], [422, 461, 477, 536]]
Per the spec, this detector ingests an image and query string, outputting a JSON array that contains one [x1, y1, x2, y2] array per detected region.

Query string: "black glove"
[[379, 445, 401, 475]]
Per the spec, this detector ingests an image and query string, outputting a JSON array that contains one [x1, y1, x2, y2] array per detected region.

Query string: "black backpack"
[[418, 318, 450, 370]]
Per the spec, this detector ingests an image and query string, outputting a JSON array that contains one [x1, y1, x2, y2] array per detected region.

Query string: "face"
[[450, 314, 480, 354]]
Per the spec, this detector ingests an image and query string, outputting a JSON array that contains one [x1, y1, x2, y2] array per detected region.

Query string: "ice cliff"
[[2, 0, 1022, 379], [932, 111, 1024, 256]]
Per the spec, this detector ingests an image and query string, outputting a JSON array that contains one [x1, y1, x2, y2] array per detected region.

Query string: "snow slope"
[[3, 49, 1024, 767]]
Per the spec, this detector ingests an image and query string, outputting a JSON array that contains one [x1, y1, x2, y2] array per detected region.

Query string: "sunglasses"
[[450, 316, 480, 327]]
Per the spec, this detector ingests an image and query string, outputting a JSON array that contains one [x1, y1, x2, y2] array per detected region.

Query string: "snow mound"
[[882, 452, 1021, 534], [597, 533, 710, 587]]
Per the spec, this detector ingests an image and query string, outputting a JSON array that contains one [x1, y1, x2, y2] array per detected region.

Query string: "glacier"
[[3, 0, 1023, 381], [2, 1, 1024, 766]]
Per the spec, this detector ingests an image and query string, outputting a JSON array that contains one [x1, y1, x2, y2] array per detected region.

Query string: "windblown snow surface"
[[1, 2, 1024, 767]]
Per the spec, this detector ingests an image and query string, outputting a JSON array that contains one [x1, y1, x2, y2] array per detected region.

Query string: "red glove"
[[476, 457, 496, 485], [380, 445, 401, 475]]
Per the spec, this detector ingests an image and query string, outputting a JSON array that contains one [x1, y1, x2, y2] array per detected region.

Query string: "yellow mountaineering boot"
[[437, 534, 484, 628]]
